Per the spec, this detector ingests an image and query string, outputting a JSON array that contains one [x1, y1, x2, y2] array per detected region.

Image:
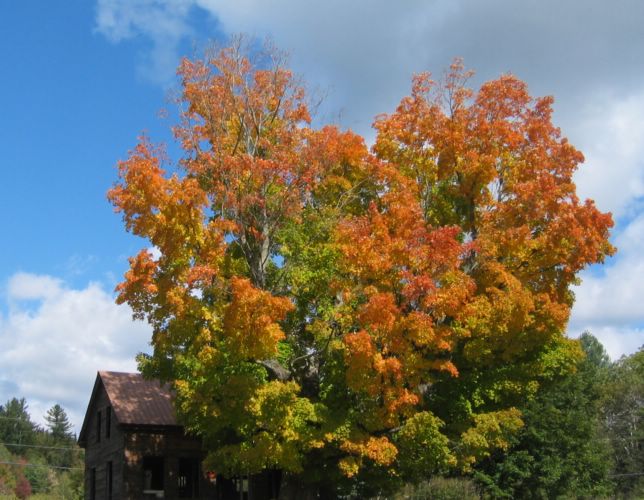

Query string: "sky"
[[1, 0, 643, 432]]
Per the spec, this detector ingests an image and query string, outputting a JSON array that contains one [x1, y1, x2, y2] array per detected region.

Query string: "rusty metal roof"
[[78, 371, 182, 447], [99, 370, 179, 427]]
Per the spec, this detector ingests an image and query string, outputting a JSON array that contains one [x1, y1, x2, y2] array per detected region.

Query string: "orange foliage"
[[223, 277, 294, 359], [109, 46, 614, 485]]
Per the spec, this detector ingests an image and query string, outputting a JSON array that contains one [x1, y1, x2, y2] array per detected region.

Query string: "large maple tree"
[[109, 41, 614, 497]]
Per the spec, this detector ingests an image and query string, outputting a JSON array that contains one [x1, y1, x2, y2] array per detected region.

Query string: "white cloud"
[[568, 213, 644, 359], [572, 213, 644, 324], [95, 0, 196, 84], [96, 0, 194, 43], [7, 273, 64, 301], [0, 273, 151, 432], [570, 91, 644, 219]]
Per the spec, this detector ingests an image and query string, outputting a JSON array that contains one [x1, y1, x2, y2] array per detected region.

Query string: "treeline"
[[0, 400, 83, 499], [401, 333, 644, 499]]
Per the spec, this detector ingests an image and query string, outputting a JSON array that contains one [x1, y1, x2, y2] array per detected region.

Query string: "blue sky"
[[1, 1, 172, 287], [1, 0, 643, 430]]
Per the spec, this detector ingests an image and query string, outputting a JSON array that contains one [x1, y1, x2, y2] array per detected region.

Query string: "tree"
[[42, 404, 75, 470], [472, 332, 614, 498], [0, 398, 37, 453], [603, 346, 644, 497], [109, 40, 614, 498], [44, 404, 73, 442]]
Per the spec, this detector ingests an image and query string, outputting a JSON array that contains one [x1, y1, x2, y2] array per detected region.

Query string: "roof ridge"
[[99, 370, 141, 376]]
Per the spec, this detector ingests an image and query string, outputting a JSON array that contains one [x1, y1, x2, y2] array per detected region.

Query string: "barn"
[[78, 371, 276, 499]]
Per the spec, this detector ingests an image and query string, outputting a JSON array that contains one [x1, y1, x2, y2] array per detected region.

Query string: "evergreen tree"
[[0, 398, 37, 453], [472, 332, 614, 499], [44, 404, 73, 441], [43, 404, 76, 468], [603, 347, 644, 497]]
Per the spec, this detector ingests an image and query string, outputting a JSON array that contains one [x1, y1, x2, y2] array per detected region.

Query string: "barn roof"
[[78, 371, 179, 446], [100, 371, 178, 426]]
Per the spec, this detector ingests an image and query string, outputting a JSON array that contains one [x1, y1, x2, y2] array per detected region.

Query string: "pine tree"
[[0, 398, 37, 453], [44, 404, 73, 441]]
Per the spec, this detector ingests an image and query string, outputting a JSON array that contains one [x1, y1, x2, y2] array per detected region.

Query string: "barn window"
[[143, 456, 164, 493], [106, 461, 113, 499], [90, 467, 96, 500]]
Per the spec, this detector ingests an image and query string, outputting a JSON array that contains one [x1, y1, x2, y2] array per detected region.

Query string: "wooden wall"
[[83, 381, 124, 500], [123, 429, 217, 499], [82, 381, 275, 499]]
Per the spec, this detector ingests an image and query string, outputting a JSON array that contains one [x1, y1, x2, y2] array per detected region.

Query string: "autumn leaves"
[[108, 41, 613, 489]]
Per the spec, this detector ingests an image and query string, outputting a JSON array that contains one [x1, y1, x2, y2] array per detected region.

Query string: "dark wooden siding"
[[123, 429, 217, 499], [84, 382, 125, 500], [81, 372, 280, 499]]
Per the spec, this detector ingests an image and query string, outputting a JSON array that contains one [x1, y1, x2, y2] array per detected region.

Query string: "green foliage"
[[47, 468, 84, 500], [0, 398, 83, 499], [472, 332, 614, 499], [39, 406, 77, 470], [603, 346, 644, 498], [22, 455, 51, 494], [394, 412, 455, 480], [0, 444, 17, 496], [44, 405, 72, 442], [0, 399, 37, 454]]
